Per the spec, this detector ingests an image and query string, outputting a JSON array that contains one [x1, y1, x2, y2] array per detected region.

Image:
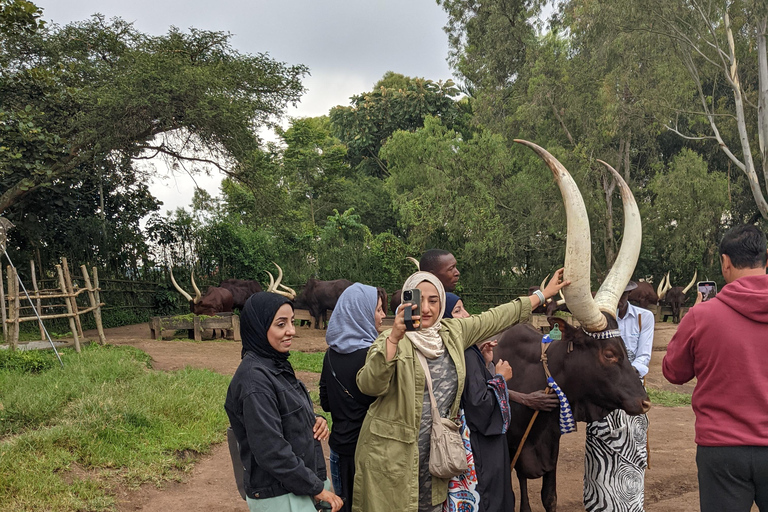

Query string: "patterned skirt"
[[584, 409, 649, 512]]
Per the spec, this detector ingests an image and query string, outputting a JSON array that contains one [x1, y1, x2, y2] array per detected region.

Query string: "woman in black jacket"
[[225, 292, 343, 512], [319, 283, 386, 512]]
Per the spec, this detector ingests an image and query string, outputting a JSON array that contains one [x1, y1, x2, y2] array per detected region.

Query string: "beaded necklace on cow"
[[510, 326, 622, 468]]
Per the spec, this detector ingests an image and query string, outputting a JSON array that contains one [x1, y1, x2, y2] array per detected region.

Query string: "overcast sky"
[[36, 0, 455, 216]]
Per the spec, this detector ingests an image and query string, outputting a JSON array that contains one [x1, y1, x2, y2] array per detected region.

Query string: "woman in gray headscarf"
[[319, 283, 386, 512], [352, 270, 569, 512]]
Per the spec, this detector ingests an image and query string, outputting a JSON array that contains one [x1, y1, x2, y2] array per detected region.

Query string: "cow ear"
[[547, 316, 570, 334]]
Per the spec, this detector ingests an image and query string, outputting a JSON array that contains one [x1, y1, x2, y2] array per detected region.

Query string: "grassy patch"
[[0, 349, 59, 373], [0, 344, 230, 512], [648, 388, 692, 407], [289, 351, 325, 373]]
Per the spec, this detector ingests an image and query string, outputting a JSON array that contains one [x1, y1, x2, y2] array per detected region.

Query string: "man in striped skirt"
[[583, 281, 654, 512]]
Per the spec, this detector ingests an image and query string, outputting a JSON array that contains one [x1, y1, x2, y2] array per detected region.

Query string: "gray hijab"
[[325, 283, 379, 354]]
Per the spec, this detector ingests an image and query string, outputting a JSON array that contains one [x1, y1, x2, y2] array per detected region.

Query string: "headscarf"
[[240, 291, 293, 372], [443, 293, 462, 319], [401, 271, 446, 359], [326, 283, 379, 354]]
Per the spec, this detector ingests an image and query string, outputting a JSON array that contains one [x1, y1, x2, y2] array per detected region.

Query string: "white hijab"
[[401, 271, 446, 359]]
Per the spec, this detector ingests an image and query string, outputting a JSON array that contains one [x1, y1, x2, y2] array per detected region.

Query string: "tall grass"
[[0, 344, 230, 511]]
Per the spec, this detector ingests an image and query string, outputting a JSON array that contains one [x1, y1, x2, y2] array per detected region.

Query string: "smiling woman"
[[224, 292, 343, 512]]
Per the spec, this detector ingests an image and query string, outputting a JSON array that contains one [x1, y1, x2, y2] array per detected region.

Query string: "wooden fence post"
[[81, 265, 106, 345], [92, 267, 104, 338], [56, 264, 80, 353], [11, 266, 19, 350], [31, 260, 45, 340], [61, 258, 84, 339], [0, 264, 6, 343]]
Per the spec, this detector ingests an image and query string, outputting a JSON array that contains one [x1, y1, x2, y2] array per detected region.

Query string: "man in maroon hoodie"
[[663, 224, 768, 512]]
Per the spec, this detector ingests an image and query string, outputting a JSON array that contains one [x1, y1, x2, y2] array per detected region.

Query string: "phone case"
[[403, 289, 421, 331]]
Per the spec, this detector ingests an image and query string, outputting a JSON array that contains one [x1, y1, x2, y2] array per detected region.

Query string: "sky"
[[35, 0, 456, 216]]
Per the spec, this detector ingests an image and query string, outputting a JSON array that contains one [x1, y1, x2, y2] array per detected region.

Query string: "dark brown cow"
[[170, 268, 234, 316], [507, 140, 648, 511], [293, 279, 353, 329], [219, 279, 263, 310], [627, 281, 658, 309], [658, 271, 697, 323], [495, 316, 650, 512]]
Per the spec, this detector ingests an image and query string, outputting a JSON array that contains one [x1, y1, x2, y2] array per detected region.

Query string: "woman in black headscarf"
[[225, 292, 343, 512]]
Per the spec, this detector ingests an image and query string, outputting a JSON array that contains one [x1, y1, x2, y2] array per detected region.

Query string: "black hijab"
[[240, 292, 293, 371]]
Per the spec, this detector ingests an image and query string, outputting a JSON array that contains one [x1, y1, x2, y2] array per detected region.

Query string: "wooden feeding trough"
[[149, 312, 241, 342]]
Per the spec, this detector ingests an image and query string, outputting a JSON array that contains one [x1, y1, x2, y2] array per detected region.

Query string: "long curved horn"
[[169, 267, 193, 302], [659, 271, 672, 300], [656, 273, 666, 298], [682, 269, 698, 294], [515, 140, 606, 331], [540, 274, 549, 291], [266, 271, 276, 292], [273, 263, 296, 299], [593, 160, 642, 317], [556, 288, 566, 306], [406, 257, 420, 270], [190, 269, 202, 304]]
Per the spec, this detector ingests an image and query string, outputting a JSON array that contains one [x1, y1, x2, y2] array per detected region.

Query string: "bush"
[[0, 349, 57, 373]]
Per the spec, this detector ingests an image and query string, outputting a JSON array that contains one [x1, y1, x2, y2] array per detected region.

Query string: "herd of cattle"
[[169, 262, 699, 329]]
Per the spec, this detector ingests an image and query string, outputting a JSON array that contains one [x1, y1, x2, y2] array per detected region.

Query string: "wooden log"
[[61, 258, 83, 339], [31, 260, 45, 340], [81, 265, 106, 344], [5, 305, 101, 323], [56, 264, 80, 353], [0, 264, 6, 343], [92, 267, 104, 340], [193, 315, 202, 342], [232, 315, 241, 341]]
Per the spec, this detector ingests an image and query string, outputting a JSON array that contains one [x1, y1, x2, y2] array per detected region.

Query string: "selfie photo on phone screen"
[[697, 281, 717, 302]]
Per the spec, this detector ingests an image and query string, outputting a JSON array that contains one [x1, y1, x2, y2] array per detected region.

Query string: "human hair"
[[420, 249, 452, 273], [376, 287, 387, 310], [718, 224, 767, 269]]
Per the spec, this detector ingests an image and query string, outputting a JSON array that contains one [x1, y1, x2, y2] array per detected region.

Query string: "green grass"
[[648, 388, 692, 407], [289, 351, 325, 373], [0, 344, 230, 512]]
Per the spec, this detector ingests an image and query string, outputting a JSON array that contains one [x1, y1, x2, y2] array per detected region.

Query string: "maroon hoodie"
[[663, 274, 768, 446]]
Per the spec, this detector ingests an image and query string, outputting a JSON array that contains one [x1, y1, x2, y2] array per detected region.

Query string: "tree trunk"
[[757, 14, 768, 187]]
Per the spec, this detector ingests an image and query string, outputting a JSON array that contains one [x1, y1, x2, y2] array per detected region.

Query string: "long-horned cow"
[[657, 270, 697, 323], [627, 280, 658, 309], [218, 279, 262, 310], [169, 267, 234, 317], [495, 141, 650, 512], [293, 278, 353, 329]]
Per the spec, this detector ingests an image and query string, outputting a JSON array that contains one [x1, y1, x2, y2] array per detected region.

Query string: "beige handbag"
[[415, 350, 468, 479]]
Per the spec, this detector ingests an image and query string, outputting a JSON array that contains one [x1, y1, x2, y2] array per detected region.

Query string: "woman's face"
[[416, 281, 441, 329], [375, 297, 386, 332], [267, 303, 296, 353], [451, 299, 471, 319]]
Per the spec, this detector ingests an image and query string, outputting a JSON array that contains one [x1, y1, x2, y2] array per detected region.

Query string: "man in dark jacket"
[[663, 224, 768, 512]]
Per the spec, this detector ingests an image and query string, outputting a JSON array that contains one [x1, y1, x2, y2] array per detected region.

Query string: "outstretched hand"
[[542, 268, 570, 300]]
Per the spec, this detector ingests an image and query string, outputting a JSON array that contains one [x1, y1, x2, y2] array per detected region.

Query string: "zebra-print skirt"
[[584, 409, 649, 512]]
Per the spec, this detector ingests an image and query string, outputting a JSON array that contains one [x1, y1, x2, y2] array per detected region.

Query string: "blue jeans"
[[329, 449, 342, 496]]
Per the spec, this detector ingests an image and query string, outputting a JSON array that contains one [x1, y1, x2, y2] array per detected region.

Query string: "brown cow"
[[219, 279, 263, 310], [657, 270, 697, 323], [293, 278, 353, 329], [499, 141, 650, 512], [627, 280, 658, 309]]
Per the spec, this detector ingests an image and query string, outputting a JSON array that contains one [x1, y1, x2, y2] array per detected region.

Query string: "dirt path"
[[91, 320, 708, 512]]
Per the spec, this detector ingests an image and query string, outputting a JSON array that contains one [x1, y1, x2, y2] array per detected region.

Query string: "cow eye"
[[603, 350, 618, 361]]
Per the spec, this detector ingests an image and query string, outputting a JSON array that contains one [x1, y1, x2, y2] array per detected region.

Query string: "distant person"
[[584, 281, 654, 511], [663, 224, 768, 512], [441, 293, 516, 512], [420, 249, 460, 292], [319, 284, 386, 512], [225, 292, 343, 512]]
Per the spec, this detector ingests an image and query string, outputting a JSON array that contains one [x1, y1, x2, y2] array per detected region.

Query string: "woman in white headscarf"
[[352, 270, 569, 512]]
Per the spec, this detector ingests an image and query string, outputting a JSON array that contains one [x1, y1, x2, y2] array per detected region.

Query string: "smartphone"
[[697, 281, 717, 302], [402, 288, 421, 331]]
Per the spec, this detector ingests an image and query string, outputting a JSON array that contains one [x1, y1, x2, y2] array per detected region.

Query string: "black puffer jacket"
[[225, 351, 326, 500]]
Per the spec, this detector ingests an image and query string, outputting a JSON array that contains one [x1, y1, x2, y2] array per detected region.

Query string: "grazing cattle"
[[169, 268, 234, 317], [293, 278, 353, 329], [219, 279, 263, 310], [627, 281, 658, 309], [503, 140, 649, 512], [658, 270, 697, 323]]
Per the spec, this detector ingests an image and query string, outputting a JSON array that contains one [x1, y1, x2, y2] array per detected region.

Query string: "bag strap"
[[326, 350, 355, 400], [415, 350, 442, 423]]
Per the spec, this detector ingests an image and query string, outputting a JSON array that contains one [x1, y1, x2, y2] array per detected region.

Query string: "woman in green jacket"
[[353, 270, 568, 512]]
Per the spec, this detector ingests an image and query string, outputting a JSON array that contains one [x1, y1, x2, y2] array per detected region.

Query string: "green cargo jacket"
[[352, 298, 532, 512]]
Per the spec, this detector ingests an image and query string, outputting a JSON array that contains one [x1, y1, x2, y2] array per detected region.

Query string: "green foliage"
[[289, 351, 326, 372], [0, 344, 230, 511], [0, 348, 57, 372]]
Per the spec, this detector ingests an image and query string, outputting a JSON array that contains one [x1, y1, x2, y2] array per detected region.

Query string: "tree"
[[0, 0, 307, 214], [329, 72, 464, 178]]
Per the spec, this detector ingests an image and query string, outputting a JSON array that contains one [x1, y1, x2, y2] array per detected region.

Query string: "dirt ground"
[[80, 318, 709, 512]]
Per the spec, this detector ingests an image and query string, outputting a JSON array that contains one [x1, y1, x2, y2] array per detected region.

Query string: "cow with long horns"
[[657, 270, 697, 323], [169, 268, 234, 317], [494, 142, 650, 512]]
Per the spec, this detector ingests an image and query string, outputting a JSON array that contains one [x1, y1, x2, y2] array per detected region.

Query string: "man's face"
[[434, 254, 460, 292], [618, 291, 630, 310]]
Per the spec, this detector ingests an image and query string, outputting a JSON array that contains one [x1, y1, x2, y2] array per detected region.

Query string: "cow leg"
[[541, 469, 557, 512], [518, 474, 532, 512]]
